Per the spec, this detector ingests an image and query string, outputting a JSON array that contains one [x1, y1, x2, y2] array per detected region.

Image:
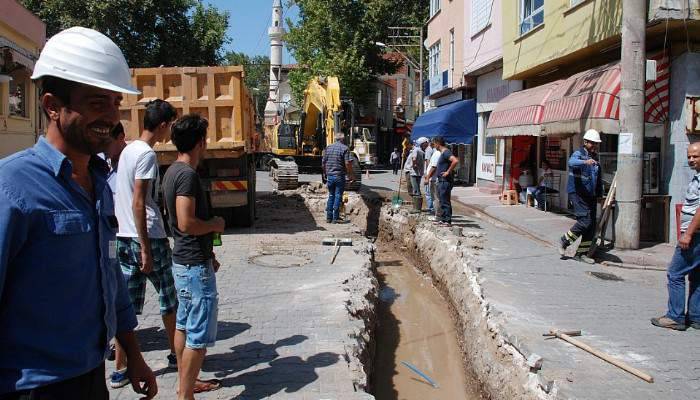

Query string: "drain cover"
[[250, 253, 311, 268], [587, 271, 624, 281]]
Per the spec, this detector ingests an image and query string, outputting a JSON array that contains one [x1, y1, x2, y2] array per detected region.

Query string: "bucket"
[[411, 195, 423, 212]]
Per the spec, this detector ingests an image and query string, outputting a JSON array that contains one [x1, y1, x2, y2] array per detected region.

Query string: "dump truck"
[[119, 66, 257, 227]]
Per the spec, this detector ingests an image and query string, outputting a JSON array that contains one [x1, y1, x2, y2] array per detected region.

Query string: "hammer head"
[[322, 238, 353, 246]]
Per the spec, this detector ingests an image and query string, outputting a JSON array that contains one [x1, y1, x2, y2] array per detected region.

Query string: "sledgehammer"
[[322, 238, 353, 265]]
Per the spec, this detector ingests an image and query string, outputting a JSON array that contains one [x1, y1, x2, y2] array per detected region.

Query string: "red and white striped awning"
[[542, 53, 669, 135], [486, 80, 562, 137]]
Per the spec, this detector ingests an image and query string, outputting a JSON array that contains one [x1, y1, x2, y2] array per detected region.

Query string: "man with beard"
[[0, 27, 156, 399]]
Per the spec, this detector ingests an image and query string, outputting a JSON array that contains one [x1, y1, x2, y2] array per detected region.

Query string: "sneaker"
[[167, 353, 177, 369], [109, 369, 130, 389], [689, 321, 700, 330], [558, 236, 570, 256], [573, 254, 595, 264], [651, 316, 687, 331]]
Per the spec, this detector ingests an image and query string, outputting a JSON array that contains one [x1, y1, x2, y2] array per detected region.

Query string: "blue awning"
[[411, 99, 477, 144]]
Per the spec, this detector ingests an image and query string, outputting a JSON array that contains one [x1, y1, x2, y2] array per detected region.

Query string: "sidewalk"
[[452, 186, 675, 268]]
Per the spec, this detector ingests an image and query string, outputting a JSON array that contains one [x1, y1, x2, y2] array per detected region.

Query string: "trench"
[[371, 241, 486, 400]]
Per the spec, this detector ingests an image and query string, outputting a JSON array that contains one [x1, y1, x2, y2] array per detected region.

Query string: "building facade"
[[0, 0, 46, 158], [425, 0, 466, 107], [487, 0, 700, 244], [465, 0, 523, 189]]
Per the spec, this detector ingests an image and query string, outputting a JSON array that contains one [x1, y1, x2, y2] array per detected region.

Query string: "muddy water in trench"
[[373, 243, 483, 400]]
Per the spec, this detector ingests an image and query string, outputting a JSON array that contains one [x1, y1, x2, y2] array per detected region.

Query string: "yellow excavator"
[[268, 76, 362, 190]]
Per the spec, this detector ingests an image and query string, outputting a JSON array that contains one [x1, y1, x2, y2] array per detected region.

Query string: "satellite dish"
[[282, 94, 292, 104]]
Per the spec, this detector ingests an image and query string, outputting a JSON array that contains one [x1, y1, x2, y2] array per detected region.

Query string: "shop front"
[[411, 99, 478, 184], [475, 69, 522, 189], [486, 52, 671, 242]]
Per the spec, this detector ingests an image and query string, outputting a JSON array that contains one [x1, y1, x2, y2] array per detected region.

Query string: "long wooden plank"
[[589, 173, 617, 257], [550, 330, 654, 383]]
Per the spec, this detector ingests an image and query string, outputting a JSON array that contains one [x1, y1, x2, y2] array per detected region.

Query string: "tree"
[[285, 0, 428, 104], [223, 52, 270, 119], [21, 0, 230, 67]]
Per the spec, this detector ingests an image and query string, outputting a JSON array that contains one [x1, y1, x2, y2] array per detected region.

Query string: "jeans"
[[326, 174, 346, 221], [0, 363, 108, 400], [392, 161, 400, 174], [173, 260, 218, 349], [666, 238, 700, 324], [425, 179, 435, 211], [533, 186, 558, 210], [410, 175, 422, 196], [438, 180, 453, 223]]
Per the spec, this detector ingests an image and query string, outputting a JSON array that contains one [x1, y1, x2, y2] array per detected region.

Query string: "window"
[[430, 0, 441, 17], [471, 0, 494, 35], [520, 0, 544, 35], [429, 42, 441, 78], [570, 0, 585, 6], [482, 113, 496, 155], [9, 68, 29, 118]]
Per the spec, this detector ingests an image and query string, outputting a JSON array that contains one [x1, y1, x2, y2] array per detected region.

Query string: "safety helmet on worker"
[[31, 26, 139, 94], [583, 129, 601, 143]]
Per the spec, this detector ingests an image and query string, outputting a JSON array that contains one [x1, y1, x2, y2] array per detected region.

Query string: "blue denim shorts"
[[172, 261, 218, 349]]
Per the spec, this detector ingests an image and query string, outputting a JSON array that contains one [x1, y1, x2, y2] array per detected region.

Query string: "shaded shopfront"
[[486, 52, 670, 243], [411, 99, 478, 184]]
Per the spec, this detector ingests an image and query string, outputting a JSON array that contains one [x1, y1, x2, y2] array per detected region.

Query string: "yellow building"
[[488, 0, 700, 244], [0, 0, 46, 158]]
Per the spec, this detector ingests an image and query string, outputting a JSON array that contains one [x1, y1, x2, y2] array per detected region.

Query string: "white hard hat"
[[31, 27, 139, 94], [415, 137, 429, 145], [583, 129, 601, 143]]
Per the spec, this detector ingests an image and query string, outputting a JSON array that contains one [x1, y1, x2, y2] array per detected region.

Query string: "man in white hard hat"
[[558, 129, 603, 264], [0, 27, 157, 399]]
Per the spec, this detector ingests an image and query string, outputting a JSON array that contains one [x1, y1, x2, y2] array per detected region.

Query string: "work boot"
[[650, 316, 687, 331], [689, 321, 700, 330], [558, 236, 570, 256], [573, 254, 595, 264]]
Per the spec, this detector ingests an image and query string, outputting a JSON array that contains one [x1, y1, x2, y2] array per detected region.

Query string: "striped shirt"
[[323, 141, 351, 176], [681, 172, 700, 232]]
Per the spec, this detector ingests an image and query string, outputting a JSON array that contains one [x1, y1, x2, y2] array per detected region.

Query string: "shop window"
[[520, 0, 544, 35], [482, 112, 496, 155], [540, 137, 567, 171], [9, 68, 29, 118]]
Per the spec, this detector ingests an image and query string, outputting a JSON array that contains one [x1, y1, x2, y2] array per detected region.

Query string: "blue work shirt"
[[567, 146, 602, 198], [0, 137, 137, 394]]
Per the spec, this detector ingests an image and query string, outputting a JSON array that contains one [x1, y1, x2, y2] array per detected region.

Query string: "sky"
[[205, 0, 299, 63]]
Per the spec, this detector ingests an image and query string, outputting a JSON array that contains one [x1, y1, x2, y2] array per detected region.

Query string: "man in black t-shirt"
[[161, 114, 225, 398], [424, 136, 459, 226]]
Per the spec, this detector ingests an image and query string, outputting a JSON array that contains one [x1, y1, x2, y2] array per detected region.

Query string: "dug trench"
[[292, 183, 550, 400]]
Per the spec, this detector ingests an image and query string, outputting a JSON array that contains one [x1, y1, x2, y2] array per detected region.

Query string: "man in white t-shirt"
[[112, 100, 178, 388], [424, 137, 442, 219]]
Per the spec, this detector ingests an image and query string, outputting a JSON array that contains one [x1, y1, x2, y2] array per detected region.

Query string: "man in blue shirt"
[[558, 129, 603, 264], [0, 27, 156, 399], [322, 133, 355, 223]]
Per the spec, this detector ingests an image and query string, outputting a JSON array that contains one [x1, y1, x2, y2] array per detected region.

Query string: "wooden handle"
[[551, 330, 654, 383]]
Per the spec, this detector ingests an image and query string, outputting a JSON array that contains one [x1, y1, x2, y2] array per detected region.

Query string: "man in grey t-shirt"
[[162, 114, 225, 396], [652, 142, 700, 331]]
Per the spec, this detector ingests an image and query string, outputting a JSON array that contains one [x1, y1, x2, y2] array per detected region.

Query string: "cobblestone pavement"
[[473, 215, 700, 399], [108, 193, 375, 400]]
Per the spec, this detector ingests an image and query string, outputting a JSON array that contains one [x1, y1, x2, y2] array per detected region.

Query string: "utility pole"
[[419, 26, 424, 115], [615, 0, 646, 249]]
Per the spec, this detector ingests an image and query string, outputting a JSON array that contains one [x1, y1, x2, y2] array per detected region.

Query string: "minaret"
[[264, 0, 284, 125]]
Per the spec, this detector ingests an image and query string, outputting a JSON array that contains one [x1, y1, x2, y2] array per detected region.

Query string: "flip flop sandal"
[[193, 378, 222, 393]]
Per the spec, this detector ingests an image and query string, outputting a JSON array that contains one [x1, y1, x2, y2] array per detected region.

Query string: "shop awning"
[[541, 53, 669, 136], [486, 80, 562, 137], [411, 99, 477, 144]]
